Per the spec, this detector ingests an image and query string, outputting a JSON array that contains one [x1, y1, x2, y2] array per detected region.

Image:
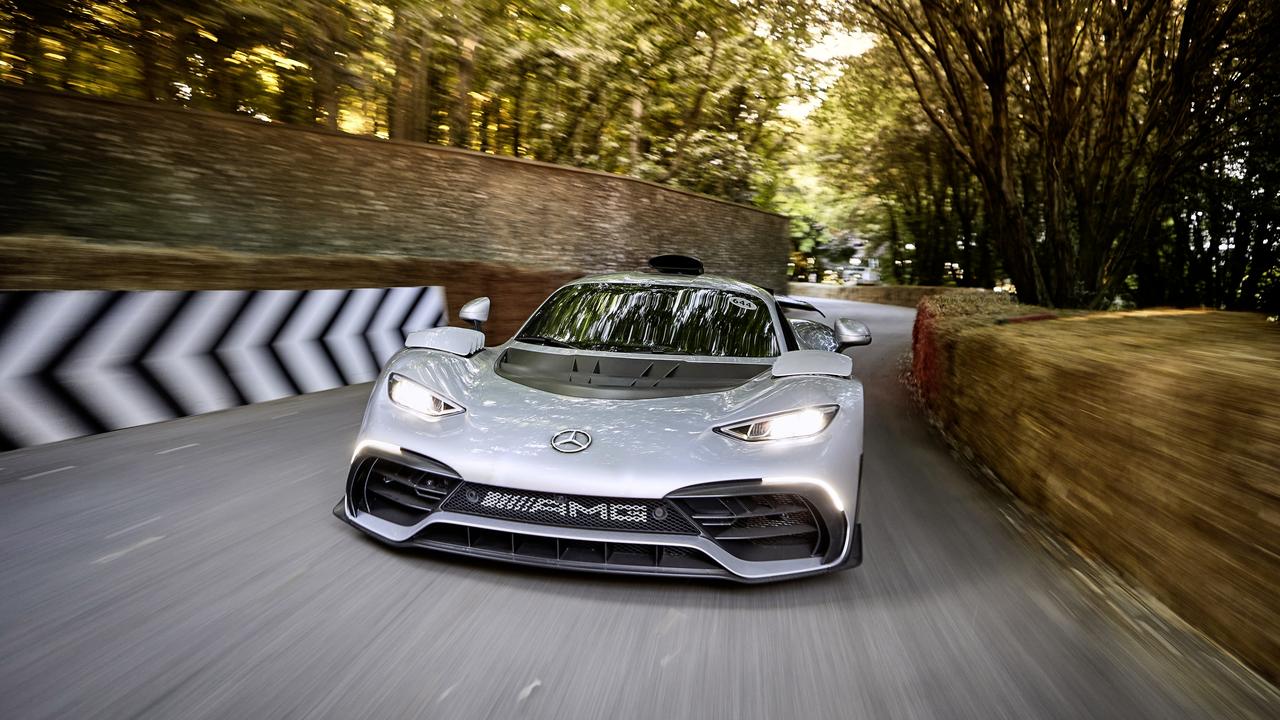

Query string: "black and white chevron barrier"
[[0, 287, 446, 450]]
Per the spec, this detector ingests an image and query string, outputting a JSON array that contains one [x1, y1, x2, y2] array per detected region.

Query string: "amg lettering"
[[568, 501, 609, 520], [610, 504, 646, 522], [530, 497, 567, 516], [479, 491, 566, 516], [477, 490, 648, 523]]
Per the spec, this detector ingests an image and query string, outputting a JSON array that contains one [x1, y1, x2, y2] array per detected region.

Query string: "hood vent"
[[495, 347, 768, 400]]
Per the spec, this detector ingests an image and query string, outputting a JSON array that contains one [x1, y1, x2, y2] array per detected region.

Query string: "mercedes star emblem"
[[551, 429, 592, 453]]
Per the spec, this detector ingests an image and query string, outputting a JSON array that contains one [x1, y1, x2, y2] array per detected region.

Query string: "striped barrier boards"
[[0, 287, 446, 450]]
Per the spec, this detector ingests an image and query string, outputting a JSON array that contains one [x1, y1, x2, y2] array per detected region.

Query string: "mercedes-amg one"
[[336, 255, 872, 582]]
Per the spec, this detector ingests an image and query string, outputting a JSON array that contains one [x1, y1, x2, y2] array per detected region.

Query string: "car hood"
[[368, 345, 863, 498]]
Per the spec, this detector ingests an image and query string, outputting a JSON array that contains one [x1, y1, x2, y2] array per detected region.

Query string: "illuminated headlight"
[[716, 405, 838, 442], [387, 374, 463, 419]]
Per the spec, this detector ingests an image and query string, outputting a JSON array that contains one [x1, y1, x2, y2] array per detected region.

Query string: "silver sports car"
[[335, 255, 872, 582]]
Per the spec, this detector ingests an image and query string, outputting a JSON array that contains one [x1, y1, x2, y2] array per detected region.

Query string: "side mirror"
[[459, 297, 490, 331], [834, 318, 872, 350], [789, 318, 839, 352]]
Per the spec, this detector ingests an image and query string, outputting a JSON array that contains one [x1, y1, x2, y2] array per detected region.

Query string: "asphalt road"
[[0, 298, 1273, 720]]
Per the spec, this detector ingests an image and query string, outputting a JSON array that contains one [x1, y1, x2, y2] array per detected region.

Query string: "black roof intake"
[[648, 254, 705, 275]]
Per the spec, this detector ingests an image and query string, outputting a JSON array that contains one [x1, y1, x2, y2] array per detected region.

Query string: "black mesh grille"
[[440, 482, 697, 534]]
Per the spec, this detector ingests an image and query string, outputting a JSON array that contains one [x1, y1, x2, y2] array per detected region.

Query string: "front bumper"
[[336, 445, 862, 583]]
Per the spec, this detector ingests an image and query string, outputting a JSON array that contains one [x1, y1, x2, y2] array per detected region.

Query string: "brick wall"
[[0, 86, 789, 294]]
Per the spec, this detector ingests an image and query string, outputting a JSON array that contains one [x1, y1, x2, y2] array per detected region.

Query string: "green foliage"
[[848, 0, 1278, 311], [797, 41, 992, 288], [2, 0, 1274, 310], [0, 0, 824, 204]]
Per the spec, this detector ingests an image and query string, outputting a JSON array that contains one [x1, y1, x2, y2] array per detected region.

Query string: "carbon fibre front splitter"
[[333, 499, 861, 583]]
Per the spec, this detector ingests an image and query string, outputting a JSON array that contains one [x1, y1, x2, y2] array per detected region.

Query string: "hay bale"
[[913, 302, 1280, 681], [786, 282, 988, 308]]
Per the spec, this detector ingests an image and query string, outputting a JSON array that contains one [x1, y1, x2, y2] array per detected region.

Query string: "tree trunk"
[[136, 10, 171, 102], [449, 36, 477, 148], [207, 44, 241, 115], [511, 68, 526, 156], [658, 33, 721, 183], [477, 96, 492, 152], [417, 29, 436, 143], [887, 208, 906, 284], [988, 30, 1046, 307], [277, 66, 311, 124], [312, 61, 340, 130], [1205, 171, 1225, 307], [9, 17, 43, 86], [388, 5, 414, 140], [950, 157, 978, 287], [983, 169, 1044, 305], [1224, 193, 1251, 309], [1238, 210, 1265, 311], [629, 96, 644, 170], [1042, 142, 1073, 304], [1174, 209, 1197, 307]]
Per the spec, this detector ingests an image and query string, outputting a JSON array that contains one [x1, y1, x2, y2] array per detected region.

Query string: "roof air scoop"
[[648, 254, 705, 276]]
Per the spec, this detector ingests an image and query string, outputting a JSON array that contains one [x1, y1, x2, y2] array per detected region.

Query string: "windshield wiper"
[[514, 335, 582, 349]]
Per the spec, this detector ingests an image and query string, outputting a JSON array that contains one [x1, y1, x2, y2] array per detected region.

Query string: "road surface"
[[0, 299, 1273, 719]]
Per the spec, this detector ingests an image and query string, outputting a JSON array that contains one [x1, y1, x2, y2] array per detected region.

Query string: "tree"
[[794, 41, 994, 287], [0, 0, 824, 207], [852, 0, 1269, 308]]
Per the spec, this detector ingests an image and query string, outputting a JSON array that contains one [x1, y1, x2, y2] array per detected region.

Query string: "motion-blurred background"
[[0, 2, 1277, 719], [1, 0, 1276, 311]]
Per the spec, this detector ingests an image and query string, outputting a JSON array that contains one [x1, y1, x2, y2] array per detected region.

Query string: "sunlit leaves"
[[0, 0, 825, 205]]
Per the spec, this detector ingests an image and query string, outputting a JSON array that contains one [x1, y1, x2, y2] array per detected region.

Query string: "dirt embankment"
[[912, 293, 1280, 682]]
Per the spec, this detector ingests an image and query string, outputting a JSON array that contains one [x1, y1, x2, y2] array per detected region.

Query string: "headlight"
[[387, 374, 464, 419], [716, 405, 838, 442]]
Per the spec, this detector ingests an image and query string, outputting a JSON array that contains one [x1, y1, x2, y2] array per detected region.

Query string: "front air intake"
[[349, 454, 462, 526], [676, 493, 824, 562]]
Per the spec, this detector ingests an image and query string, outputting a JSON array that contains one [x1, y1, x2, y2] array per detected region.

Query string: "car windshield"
[[516, 282, 779, 357]]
